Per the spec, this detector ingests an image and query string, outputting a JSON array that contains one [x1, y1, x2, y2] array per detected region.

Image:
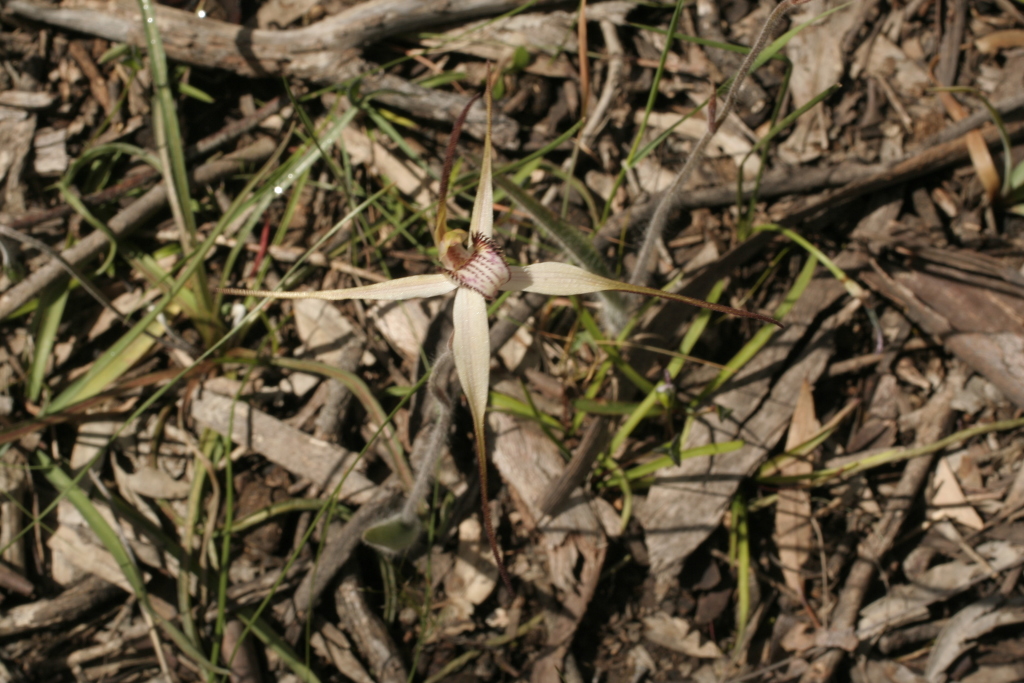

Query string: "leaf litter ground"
[[1, 0, 1024, 682]]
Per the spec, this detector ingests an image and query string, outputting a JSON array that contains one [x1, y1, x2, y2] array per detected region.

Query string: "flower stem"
[[400, 352, 456, 526], [475, 418, 514, 596]]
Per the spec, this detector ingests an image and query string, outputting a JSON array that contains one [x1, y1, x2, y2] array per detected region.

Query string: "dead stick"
[[291, 486, 401, 623], [595, 99, 1024, 250], [0, 138, 276, 321], [783, 118, 1024, 228], [0, 574, 123, 638]]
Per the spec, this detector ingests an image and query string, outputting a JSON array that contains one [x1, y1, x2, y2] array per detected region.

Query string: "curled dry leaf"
[[858, 540, 1024, 639], [925, 596, 1024, 683]]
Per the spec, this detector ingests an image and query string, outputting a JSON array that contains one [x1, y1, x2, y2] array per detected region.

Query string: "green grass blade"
[[731, 493, 751, 651], [758, 417, 1024, 487], [754, 224, 865, 300], [697, 253, 817, 401], [136, 0, 216, 341], [27, 279, 70, 403], [268, 356, 410, 489]]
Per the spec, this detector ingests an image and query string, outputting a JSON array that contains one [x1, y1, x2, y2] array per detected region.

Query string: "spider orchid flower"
[[220, 78, 780, 591]]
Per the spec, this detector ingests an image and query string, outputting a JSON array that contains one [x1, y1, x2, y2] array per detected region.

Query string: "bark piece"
[[0, 448, 29, 570], [439, 516, 498, 636], [858, 540, 1024, 640], [32, 127, 69, 176], [0, 91, 56, 109], [310, 623, 376, 683], [925, 597, 1024, 683], [864, 260, 1024, 408], [335, 573, 407, 683], [221, 619, 263, 683], [0, 109, 35, 213], [6, 0, 523, 148], [641, 613, 722, 659]]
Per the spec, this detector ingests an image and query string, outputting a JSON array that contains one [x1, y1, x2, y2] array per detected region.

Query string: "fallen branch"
[[595, 108, 1024, 252], [5, 0, 522, 147]]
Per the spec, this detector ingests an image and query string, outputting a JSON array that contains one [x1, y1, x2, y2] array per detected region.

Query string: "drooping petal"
[[218, 274, 457, 302], [468, 78, 494, 240], [503, 262, 782, 326], [452, 284, 513, 593], [452, 287, 492, 434]]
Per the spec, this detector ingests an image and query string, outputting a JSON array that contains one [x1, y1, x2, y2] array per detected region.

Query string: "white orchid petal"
[[504, 263, 782, 326], [221, 274, 457, 302], [468, 86, 494, 239], [503, 263, 618, 295], [452, 287, 491, 437]]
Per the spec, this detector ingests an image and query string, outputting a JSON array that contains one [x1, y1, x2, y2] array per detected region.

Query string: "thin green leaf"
[[136, 0, 215, 339], [732, 494, 751, 652], [620, 440, 745, 484], [178, 81, 215, 103], [27, 279, 69, 403]]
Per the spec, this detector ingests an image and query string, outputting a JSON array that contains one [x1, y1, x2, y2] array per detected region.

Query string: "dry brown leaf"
[[293, 297, 359, 368], [928, 457, 984, 531], [775, 380, 819, 597], [858, 540, 1024, 638], [637, 278, 846, 600], [960, 664, 1024, 683], [638, 110, 760, 178], [781, 621, 816, 653], [122, 466, 192, 501], [487, 381, 607, 682], [255, 0, 319, 29], [368, 299, 443, 364], [439, 516, 498, 636], [779, 0, 859, 164]]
